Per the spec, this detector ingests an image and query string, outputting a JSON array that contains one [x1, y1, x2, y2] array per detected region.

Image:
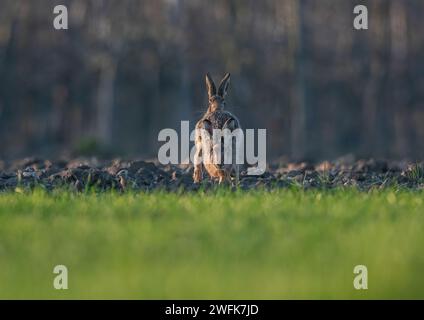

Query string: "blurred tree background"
[[0, 0, 423, 160]]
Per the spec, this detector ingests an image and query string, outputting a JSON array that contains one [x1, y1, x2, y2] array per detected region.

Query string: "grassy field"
[[0, 188, 423, 299]]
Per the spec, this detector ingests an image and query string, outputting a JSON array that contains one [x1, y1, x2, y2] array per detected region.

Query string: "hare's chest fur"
[[197, 111, 240, 132]]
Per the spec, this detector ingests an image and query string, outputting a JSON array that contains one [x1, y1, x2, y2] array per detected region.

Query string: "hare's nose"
[[209, 95, 219, 103], [209, 95, 224, 105]]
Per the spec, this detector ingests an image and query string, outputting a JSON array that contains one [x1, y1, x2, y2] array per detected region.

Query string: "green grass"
[[0, 188, 423, 299]]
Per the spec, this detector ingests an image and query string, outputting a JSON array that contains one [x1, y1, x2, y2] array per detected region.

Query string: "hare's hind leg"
[[193, 148, 203, 183], [230, 164, 239, 187], [193, 164, 203, 183], [217, 169, 228, 185], [230, 140, 240, 187], [193, 133, 204, 183]]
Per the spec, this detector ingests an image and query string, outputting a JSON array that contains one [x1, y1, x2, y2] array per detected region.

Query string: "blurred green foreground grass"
[[0, 189, 423, 299]]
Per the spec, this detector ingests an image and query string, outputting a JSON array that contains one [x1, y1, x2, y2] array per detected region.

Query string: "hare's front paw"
[[218, 171, 232, 185], [193, 167, 203, 183]]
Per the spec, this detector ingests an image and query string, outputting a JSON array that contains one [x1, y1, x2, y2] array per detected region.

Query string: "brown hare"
[[193, 73, 241, 185]]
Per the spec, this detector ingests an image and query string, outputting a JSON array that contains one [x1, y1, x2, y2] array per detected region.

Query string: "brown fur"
[[193, 73, 241, 185]]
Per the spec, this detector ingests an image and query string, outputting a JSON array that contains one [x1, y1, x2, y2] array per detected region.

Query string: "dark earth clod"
[[0, 157, 423, 193]]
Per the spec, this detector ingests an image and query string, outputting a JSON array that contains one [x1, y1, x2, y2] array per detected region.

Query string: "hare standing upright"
[[193, 73, 241, 185]]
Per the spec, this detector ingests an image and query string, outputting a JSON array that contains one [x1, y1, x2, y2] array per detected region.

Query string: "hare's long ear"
[[205, 73, 216, 99], [218, 73, 231, 98]]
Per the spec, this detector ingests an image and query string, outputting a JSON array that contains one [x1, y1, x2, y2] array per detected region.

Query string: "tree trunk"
[[290, 0, 308, 160], [389, 0, 409, 158], [96, 58, 117, 146]]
